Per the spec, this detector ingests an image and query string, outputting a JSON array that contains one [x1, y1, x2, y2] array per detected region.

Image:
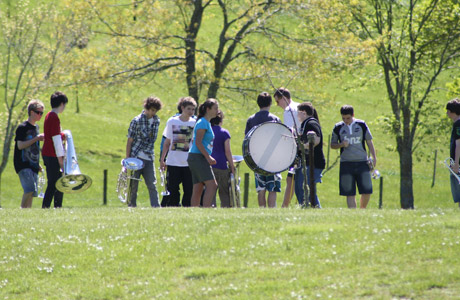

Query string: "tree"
[[0, 1, 78, 205], [74, 0, 368, 104], [341, 0, 460, 208]]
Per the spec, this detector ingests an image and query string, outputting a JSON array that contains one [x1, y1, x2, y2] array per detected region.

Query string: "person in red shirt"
[[42, 91, 68, 208]]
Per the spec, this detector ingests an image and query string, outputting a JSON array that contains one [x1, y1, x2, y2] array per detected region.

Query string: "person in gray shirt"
[[331, 105, 377, 208]]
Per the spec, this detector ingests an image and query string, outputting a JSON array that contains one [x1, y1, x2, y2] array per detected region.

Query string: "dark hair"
[[298, 102, 319, 123], [340, 105, 354, 116], [177, 96, 197, 113], [198, 98, 218, 120], [446, 98, 460, 115], [144, 96, 163, 111], [274, 87, 291, 100], [257, 92, 272, 108], [27, 99, 45, 116], [210, 110, 224, 126], [50, 91, 68, 108]]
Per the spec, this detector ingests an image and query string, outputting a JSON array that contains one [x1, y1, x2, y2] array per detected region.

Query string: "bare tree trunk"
[[184, 0, 206, 103], [207, 81, 219, 99], [0, 173, 2, 207], [398, 141, 414, 209]]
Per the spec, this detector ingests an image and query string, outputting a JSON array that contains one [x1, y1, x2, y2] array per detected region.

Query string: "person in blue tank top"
[[188, 98, 219, 207]]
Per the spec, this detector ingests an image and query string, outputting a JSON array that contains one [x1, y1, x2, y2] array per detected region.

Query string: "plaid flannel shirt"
[[127, 111, 160, 160]]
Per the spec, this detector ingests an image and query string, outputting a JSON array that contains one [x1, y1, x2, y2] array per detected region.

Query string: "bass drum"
[[243, 122, 297, 176]]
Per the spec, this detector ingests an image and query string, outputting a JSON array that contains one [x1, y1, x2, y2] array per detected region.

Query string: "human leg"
[[128, 169, 142, 207], [18, 168, 37, 208], [450, 174, 460, 206], [181, 167, 193, 207], [258, 190, 267, 207], [42, 156, 63, 208], [360, 194, 371, 208], [282, 173, 294, 207], [306, 167, 323, 208], [267, 191, 277, 208], [188, 153, 215, 207], [294, 166, 305, 205], [202, 179, 218, 208], [191, 183, 204, 207], [141, 159, 160, 207], [356, 161, 373, 209], [163, 166, 181, 206], [347, 196, 357, 208], [257, 173, 280, 208], [340, 162, 356, 209], [213, 168, 231, 207]]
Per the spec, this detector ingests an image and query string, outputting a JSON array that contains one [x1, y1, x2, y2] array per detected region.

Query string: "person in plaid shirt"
[[126, 96, 163, 207]]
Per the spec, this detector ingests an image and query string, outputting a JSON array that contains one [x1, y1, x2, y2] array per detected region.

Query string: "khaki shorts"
[[187, 153, 215, 184]]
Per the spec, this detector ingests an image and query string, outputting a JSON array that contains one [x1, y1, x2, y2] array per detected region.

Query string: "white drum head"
[[247, 122, 297, 174]]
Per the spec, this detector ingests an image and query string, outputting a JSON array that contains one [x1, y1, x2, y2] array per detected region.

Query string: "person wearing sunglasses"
[[14, 100, 45, 208], [41, 91, 68, 208]]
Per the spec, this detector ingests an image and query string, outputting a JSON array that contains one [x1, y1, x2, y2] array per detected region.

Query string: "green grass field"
[[1, 208, 460, 299]]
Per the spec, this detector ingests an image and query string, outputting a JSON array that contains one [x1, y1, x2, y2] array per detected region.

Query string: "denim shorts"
[[339, 161, 372, 196], [18, 168, 38, 196], [255, 173, 281, 192]]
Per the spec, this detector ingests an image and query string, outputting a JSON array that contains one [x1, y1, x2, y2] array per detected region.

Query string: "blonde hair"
[[27, 99, 45, 116]]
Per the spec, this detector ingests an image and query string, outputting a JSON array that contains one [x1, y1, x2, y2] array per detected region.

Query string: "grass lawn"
[[1, 207, 460, 299]]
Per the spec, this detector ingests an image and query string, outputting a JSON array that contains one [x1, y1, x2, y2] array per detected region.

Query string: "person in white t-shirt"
[[274, 87, 304, 207], [160, 97, 197, 207]]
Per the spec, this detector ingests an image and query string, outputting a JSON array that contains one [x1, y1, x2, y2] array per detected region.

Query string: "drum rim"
[[122, 157, 144, 170], [242, 121, 296, 175]]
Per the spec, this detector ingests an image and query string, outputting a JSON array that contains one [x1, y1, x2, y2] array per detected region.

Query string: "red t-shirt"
[[42, 111, 64, 157]]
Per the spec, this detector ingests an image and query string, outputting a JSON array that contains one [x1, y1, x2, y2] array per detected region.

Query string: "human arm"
[[224, 138, 235, 174], [17, 134, 44, 150], [302, 131, 320, 148], [366, 139, 377, 167], [331, 139, 348, 149], [195, 129, 216, 165], [453, 139, 460, 173], [126, 137, 134, 158], [52, 135, 65, 171], [160, 138, 171, 170]]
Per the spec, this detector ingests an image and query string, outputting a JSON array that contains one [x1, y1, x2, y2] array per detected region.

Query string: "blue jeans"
[[295, 166, 323, 207], [450, 174, 460, 203], [130, 158, 160, 207]]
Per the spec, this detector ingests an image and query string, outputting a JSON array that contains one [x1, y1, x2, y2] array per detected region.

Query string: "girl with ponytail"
[[187, 98, 219, 207]]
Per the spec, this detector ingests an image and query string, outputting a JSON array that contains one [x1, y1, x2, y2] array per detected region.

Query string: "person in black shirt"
[[294, 102, 325, 207], [446, 98, 460, 207], [14, 100, 45, 208]]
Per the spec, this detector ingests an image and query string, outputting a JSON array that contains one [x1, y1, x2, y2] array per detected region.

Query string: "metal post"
[[244, 173, 249, 208], [431, 149, 437, 188], [378, 176, 383, 209], [103, 169, 108, 205], [307, 132, 317, 207], [327, 134, 330, 169]]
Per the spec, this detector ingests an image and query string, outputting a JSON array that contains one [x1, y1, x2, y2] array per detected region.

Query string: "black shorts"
[[339, 161, 372, 196]]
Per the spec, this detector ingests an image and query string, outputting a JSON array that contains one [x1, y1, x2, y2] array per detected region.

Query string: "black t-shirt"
[[14, 121, 40, 174], [450, 119, 460, 160], [300, 117, 326, 169]]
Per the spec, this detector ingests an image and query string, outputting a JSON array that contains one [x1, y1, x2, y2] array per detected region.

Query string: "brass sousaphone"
[[55, 130, 92, 193]]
